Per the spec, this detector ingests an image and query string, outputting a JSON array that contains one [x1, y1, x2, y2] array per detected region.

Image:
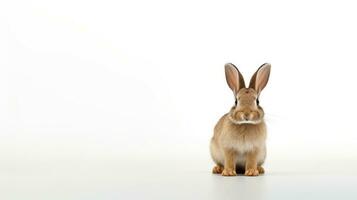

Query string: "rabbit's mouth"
[[228, 115, 262, 125]]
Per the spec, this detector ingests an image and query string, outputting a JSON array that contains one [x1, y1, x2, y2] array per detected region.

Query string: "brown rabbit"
[[210, 63, 271, 176]]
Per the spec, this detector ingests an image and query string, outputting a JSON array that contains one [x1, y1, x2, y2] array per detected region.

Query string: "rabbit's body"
[[210, 114, 267, 171], [210, 63, 271, 176]]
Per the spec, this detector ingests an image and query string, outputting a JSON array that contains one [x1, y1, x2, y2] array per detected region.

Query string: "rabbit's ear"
[[225, 63, 246, 94], [249, 63, 271, 94]]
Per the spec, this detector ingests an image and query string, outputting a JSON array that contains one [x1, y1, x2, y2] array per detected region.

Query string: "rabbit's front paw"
[[222, 168, 237, 176], [244, 168, 259, 176]]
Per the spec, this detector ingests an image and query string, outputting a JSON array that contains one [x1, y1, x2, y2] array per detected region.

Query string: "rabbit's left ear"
[[225, 63, 246, 94], [249, 63, 271, 94]]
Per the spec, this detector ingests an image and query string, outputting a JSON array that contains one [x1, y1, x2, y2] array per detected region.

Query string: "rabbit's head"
[[225, 63, 271, 125]]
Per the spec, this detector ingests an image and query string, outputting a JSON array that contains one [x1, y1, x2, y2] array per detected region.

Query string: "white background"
[[1, 0, 357, 199]]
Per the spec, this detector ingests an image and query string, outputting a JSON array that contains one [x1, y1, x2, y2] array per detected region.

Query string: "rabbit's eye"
[[235, 99, 237, 106], [256, 99, 260, 105]]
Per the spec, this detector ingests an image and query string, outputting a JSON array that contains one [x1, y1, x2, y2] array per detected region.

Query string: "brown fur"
[[210, 63, 271, 176]]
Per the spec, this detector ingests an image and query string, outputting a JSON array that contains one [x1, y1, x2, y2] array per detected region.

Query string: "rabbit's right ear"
[[249, 63, 271, 95], [225, 63, 246, 94]]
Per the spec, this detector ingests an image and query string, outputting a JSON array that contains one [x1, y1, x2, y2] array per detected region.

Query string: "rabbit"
[[210, 63, 271, 176]]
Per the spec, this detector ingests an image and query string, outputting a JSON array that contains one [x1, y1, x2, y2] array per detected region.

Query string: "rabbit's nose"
[[243, 113, 250, 120]]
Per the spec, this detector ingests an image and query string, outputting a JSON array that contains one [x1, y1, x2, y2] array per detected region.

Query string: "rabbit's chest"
[[225, 137, 258, 153], [221, 131, 264, 153]]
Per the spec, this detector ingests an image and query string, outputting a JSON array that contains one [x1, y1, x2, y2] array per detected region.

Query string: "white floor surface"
[[3, 154, 357, 200]]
